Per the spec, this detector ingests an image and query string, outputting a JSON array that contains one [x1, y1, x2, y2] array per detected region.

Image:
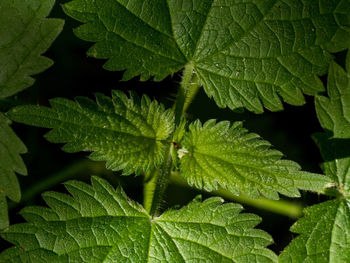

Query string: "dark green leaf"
[[314, 59, 350, 191], [0, 114, 27, 229], [63, 0, 350, 112], [279, 199, 350, 263], [0, 0, 64, 98]]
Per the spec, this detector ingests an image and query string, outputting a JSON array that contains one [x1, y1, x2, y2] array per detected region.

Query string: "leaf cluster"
[[0, 0, 63, 229], [1, 0, 350, 262]]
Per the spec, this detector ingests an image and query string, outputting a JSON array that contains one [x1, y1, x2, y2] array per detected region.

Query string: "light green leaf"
[[0, 0, 64, 98], [179, 120, 330, 200], [0, 113, 27, 229], [0, 176, 277, 263], [63, 0, 350, 113], [279, 199, 350, 263], [7, 91, 174, 175], [314, 59, 350, 190]]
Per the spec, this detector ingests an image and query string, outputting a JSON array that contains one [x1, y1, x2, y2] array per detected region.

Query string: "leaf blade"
[[62, 0, 186, 81], [63, 0, 350, 112], [179, 120, 330, 199], [0, 114, 27, 229], [7, 91, 175, 175], [279, 199, 350, 263], [280, 55, 350, 263], [314, 59, 350, 188], [0, 177, 278, 262], [0, 0, 64, 98]]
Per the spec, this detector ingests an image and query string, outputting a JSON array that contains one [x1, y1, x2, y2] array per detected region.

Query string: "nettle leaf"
[[313, 58, 350, 189], [280, 57, 350, 263], [179, 120, 330, 200], [63, 0, 350, 113], [279, 199, 350, 263], [0, 176, 277, 263], [0, 0, 63, 229], [0, 0, 64, 98], [8, 91, 174, 175], [0, 114, 27, 229]]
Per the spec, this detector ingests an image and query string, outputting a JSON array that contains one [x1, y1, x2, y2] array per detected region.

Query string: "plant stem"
[[144, 153, 173, 217], [9, 159, 111, 210], [144, 63, 201, 217], [173, 63, 199, 125], [170, 171, 304, 219], [143, 169, 158, 213], [183, 74, 201, 114]]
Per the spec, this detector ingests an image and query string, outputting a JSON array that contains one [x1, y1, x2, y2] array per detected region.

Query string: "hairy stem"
[[170, 171, 304, 218], [144, 153, 173, 217], [183, 74, 201, 114], [173, 63, 200, 125], [144, 64, 201, 216]]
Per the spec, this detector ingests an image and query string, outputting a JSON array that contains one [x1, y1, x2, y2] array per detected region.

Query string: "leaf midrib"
[[96, 9, 185, 64], [156, 221, 234, 262], [329, 199, 347, 262], [20, 111, 167, 141], [194, 1, 277, 63], [190, 151, 298, 195]]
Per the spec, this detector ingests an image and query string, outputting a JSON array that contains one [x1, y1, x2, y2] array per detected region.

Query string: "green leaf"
[[0, 194, 9, 230], [279, 199, 350, 263], [179, 120, 330, 200], [7, 91, 174, 175], [0, 113, 27, 229], [280, 56, 350, 263], [0, 176, 277, 263], [314, 59, 350, 190], [0, 0, 64, 98], [63, 0, 350, 113], [0, 0, 63, 229]]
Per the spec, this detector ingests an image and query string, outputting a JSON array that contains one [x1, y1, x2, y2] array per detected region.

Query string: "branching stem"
[[144, 63, 201, 217]]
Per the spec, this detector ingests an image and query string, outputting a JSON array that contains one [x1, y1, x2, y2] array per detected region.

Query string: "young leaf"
[[314, 60, 350, 188], [0, 114, 27, 229], [0, 176, 277, 263], [279, 199, 350, 263], [7, 91, 174, 175], [0, 0, 64, 98], [63, 0, 350, 113], [179, 120, 330, 200]]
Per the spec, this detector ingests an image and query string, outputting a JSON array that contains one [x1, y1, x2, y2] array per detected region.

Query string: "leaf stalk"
[[173, 63, 200, 125], [170, 171, 304, 219]]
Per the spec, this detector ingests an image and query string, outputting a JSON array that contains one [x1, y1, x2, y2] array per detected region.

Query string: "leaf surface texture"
[[0, 0, 64, 98], [63, 0, 350, 112], [0, 176, 277, 263], [0, 0, 63, 229], [314, 58, 350, 188], [179, 120, 330, 199], [8, 91, 175, 175], [279, 199, 350, 263], [0, 114, 27, 229], [279, 56, 350, 263]]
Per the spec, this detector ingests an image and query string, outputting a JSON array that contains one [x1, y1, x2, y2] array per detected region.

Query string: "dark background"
[[2, 0, 345, 254]]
